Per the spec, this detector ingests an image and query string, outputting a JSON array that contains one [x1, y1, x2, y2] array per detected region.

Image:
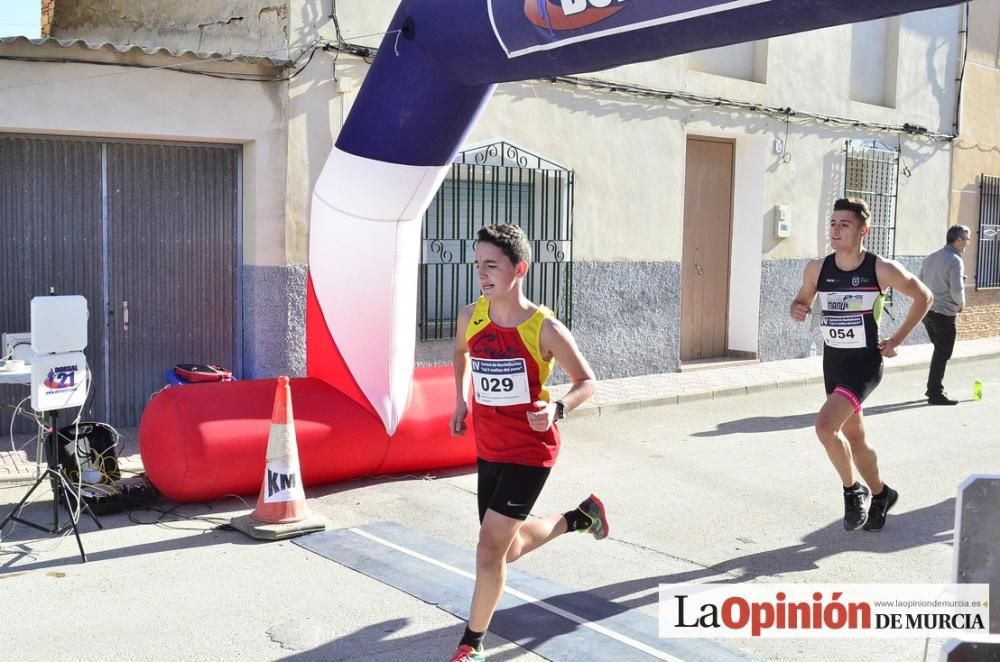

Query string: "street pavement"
[[0, 339, 998, 661]]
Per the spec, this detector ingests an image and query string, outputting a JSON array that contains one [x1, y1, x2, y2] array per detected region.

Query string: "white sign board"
[[30, 352, 88, 412]]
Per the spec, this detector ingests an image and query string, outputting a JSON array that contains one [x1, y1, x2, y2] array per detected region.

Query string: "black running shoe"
[[863, 486, 899, 532], [843, 484, 870, 530]]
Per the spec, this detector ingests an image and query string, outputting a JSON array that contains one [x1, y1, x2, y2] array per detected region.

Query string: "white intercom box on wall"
[[774, 205, 792, 239]]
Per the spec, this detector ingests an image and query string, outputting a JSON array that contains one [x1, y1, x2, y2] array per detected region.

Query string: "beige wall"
[[939, 0, 1000, 292], [951, 59, 1000, 279]]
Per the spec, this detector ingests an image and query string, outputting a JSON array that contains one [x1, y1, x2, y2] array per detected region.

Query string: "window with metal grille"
[[843, 139, 899, 261], [419, 141, 574, 341], [976, 174, 1000, 289]]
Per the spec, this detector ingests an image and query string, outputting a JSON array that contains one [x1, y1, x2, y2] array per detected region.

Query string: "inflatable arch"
[[143, 0, 963, 501]]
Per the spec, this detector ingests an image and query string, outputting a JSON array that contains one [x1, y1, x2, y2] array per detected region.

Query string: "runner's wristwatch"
[[554, 400, 566, 420]]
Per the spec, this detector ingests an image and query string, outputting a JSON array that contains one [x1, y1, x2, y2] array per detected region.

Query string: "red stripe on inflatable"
[[139, 372, 476, 503], [305, 271, 377, 418], [375, 365, 476, 475]]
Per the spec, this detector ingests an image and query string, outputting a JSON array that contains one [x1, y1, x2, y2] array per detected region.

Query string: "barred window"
[[976, 174, 1000, 289], [419, 141, 574, 340], [843, 139, 899, 261]]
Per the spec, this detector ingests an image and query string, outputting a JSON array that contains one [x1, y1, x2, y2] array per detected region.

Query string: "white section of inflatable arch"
[[309, 146, 450, 433]]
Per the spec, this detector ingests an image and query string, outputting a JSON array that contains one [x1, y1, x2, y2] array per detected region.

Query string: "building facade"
[[948, 1, 1000, 338], [2, 0, 990, 426]]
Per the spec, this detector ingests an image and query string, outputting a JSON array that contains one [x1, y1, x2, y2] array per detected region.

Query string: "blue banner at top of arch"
[[489, 0, 771, 57], [487, 0, 961, 59]]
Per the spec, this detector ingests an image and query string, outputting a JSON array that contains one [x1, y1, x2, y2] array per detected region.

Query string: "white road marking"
[[349, 527, 684, 661]]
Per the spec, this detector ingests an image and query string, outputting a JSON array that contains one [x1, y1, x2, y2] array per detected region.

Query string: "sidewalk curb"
[[571, 348, 1000, 418], [3, 347, 997, 482]]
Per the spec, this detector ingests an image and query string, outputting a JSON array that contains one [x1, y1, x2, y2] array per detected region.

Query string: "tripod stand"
[[0, 410, 104, 562]]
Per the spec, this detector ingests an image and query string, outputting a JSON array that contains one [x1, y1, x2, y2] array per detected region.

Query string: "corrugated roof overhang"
[[0, 35, 291, 78]]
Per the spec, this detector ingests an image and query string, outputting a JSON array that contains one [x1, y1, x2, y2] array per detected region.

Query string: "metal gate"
[[104, 141, 241, 425], [0, 134, 240, 430], [419, 141, 574, 341], [976, 174, 1000, 289], [0, 137, 106, 433]]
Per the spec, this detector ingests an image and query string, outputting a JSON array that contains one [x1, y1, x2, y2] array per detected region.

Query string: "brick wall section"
[[41, 0, 55, 37], [958, 288, 1000, 339]]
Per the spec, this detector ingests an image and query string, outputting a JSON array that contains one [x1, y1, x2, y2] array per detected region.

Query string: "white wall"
[[850, 18, 894, 106], [688, 41, 768, 83], [730, 135, 768, 353]]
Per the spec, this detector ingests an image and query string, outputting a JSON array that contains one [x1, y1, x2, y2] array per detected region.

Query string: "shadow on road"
[[691, 399, 929, 437], [282, 497, 953, 661], [0, 497, 254, 572], [587, 496, 955, 609]]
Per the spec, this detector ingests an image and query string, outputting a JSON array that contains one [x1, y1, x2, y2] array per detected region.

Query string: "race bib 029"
[[471, 357, 531, 406]]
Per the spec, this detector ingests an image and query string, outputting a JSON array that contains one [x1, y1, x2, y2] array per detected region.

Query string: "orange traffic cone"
[[230, 376, 328, 540], [252, 376, 306, 523]]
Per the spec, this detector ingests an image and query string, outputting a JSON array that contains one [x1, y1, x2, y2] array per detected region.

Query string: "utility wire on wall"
[[321, 38, 957, 144], [325, 37, 1000, 154], [1, 26, 990, 152], [546, 74, 955, 142]]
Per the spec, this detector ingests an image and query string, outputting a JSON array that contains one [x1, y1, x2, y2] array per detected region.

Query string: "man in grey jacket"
[[919, 225, 971, 405]]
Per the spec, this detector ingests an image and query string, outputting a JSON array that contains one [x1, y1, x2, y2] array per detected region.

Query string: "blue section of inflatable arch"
[[336, 19, 495, 167], [338, 0, 963, 167]]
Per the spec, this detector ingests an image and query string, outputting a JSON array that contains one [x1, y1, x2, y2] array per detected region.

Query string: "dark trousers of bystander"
[[922, 310, 957, 397]]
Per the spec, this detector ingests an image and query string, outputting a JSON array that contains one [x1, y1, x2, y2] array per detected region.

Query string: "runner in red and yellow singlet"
[[446, 224, 606, 662]]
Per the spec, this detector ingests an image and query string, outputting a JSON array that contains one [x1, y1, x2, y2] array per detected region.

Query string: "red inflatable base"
[[139, 367, 475, 502]]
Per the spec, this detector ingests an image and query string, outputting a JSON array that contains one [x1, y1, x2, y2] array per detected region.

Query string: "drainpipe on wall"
[[952, 2, 970, 136]]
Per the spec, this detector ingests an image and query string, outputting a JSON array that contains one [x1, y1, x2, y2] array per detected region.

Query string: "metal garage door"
[[0, 134, 241, 430]]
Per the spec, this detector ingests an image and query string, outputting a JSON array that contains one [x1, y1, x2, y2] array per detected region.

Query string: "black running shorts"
[[477, 459, 551, 522], [823, 348, 884, 411]]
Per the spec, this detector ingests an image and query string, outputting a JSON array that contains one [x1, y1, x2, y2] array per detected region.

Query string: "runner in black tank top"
[[817, 250, 886, 408], [791, 198, 932, 533]]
